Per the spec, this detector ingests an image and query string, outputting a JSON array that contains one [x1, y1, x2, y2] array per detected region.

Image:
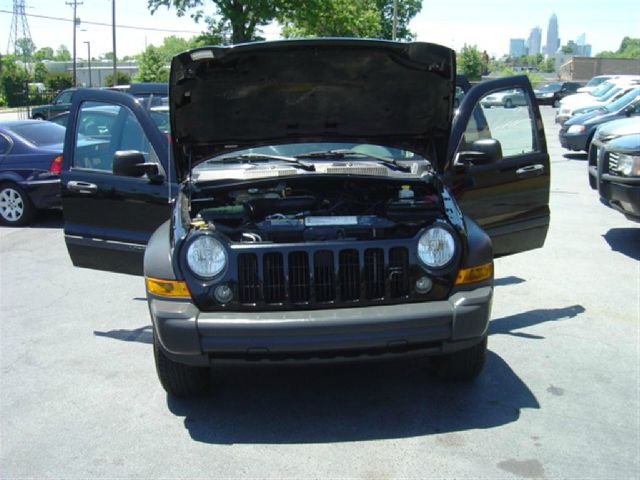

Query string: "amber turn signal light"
[[145, 277, 191, 298], [455, 262, 493, 285]]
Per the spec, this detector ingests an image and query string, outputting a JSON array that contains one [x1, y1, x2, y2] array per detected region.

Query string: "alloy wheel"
[[0, 187, 25, 222]]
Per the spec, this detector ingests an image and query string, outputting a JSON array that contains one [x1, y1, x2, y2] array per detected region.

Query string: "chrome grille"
[[608, 152, 620, 175]]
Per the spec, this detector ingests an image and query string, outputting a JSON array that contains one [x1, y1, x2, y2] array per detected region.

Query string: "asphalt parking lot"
[[1, 106, 638, 479]]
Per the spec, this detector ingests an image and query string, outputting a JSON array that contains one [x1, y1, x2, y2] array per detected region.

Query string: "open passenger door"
[[444, 75, 550, 256]]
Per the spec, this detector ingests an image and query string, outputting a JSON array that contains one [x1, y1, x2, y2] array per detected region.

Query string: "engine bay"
[[188, 176, 445, 243]]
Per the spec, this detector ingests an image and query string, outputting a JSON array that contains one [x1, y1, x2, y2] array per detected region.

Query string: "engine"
[[189, 176, 445, 243]]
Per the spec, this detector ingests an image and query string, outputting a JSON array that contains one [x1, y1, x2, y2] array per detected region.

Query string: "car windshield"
[[8, 122, 66, 146], [596, 86, 623, 101], [605, 88, 640, 113], [197, 143, 424, 168], [586, 77, 609, 88], [538, 83, 561, 92], [590, 82, 616, 97]]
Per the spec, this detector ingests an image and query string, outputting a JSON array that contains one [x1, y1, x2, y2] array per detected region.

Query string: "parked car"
[[60, 40, 550, 396], [559, 88, 640, 152], [534, 81, 582, 107], [0, 120, 65, 225], [556, 76, 640, 124], [31, 88, 76, 120], [588, 117, 640, 221], [576, 75, 615, 93], [480, 89, 528, 108]]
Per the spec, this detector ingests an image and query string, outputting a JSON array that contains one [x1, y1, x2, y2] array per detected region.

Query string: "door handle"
[[516, 164, 544, 179], [67, 180, 98, 194]]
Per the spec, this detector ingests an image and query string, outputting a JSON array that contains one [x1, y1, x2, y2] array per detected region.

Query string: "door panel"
[[61, 90, 174, 275], [445, 76, 550, 257]]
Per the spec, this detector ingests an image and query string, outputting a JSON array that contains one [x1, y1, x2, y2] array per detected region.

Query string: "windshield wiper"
[[294, 149, 410, 172], [211, 153, 315, 171]]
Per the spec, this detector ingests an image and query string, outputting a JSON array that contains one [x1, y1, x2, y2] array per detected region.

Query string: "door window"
[[72, 101, 160, 173], [456, 87, 538, 160], [0, 135, 10, 154], [55, 91, 73, 104]]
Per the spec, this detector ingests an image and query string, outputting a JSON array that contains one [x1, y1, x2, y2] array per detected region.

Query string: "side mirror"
[[455, 138, 503, 171], [112, 150, 160, 179]]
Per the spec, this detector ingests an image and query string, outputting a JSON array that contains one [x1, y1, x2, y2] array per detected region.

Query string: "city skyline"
[[545, 13, 559, 56], [0, 0, 638, 58]]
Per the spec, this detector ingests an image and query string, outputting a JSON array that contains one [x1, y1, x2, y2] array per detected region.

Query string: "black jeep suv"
[[60, 40, 550, 396]]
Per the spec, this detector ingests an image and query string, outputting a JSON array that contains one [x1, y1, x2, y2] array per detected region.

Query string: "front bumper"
[[559, 130, 590, 151], [597, 175, 640, 221], [149, 286, 493, 365]]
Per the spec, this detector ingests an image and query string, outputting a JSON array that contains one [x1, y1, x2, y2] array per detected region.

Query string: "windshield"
[[586, 76, 609, 88], [8, 122, 66, 146], [590, 82, 614, 97], [539, 83, 561, 92], [196, 143, 424, 168], [597, 87, 624, 102], [605, 88, 640, 113]]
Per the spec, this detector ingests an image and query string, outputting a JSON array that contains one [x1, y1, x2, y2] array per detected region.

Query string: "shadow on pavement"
[[603, 228, 640, 261], [0, 210, 63, 229], [489, 305, 585, 340], [494, 276, 526, 287], [562, 152, 587, 161], [93, 304, 587, 443], [167, 350, 539, 444], [94, 325, 152, 344]]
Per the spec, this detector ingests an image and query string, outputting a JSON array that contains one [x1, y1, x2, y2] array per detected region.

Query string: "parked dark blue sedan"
[[0, 120, 64, 225], [559, 87, 640, 152]]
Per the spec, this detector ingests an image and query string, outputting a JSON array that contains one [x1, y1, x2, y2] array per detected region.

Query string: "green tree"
[[104, 71, 131, 87], [596, 37, 640, 58], [458, 44, 483, 80], [561, 45, 574, 54], [147, 0, 285, 44], [281, 0, 382, 38], [542, 58, 555, 73], [33, 61, 48, 82], [376, 0, 421, 41], [55, 45, 72, 61], [155, 35, 202, 62], [33, 47, 55, 61], [45, 71, 73, 90], [15, 38, 36, 61], [0, 55, 29, 107], [135, 45, 169, 82]]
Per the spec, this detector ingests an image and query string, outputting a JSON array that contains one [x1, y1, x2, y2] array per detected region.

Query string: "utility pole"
[[66, 0, 83, 87], [392, 0, 398, 41], [112, 0, 117, 86], [84, 41, 91, 87]]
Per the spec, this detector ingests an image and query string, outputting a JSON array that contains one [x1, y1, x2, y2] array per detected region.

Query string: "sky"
[[1, 0, 639, 59]]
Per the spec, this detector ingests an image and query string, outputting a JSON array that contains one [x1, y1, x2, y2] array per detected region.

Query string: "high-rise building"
[[545, 13, 559, 56], [576, 33, 586, 46], [528, 27, 542, 55], [509, 38, 526, 57]]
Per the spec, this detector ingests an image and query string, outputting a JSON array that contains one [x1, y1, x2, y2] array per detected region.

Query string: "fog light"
[[415, 276, 433, 294], [213, 284, 233, 304]]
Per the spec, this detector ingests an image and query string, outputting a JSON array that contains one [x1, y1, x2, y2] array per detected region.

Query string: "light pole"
[[112, 0, 117, 86], [83, 41, 92, 87], [66, 0, 83, 87], [392, 0, 398, 41]]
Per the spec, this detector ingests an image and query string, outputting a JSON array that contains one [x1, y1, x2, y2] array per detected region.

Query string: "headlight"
[[542, 92, 554, 97], [418, 227, 456, 268], [617, 154, 640, 176], [567, 125, 586, 134], [186, 235, 227, 278]]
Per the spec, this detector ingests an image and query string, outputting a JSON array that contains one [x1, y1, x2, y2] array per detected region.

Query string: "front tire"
[[32, 114, 45, 120], [504, 99, 514, 109], [0, 183, 35, 226], [432, 336, 487, 380], [153, 333, 209, 396], [553, 98, 560, 108]]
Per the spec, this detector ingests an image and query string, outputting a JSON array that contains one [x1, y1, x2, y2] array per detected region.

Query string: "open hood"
[[170, 39, 455, 181]]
